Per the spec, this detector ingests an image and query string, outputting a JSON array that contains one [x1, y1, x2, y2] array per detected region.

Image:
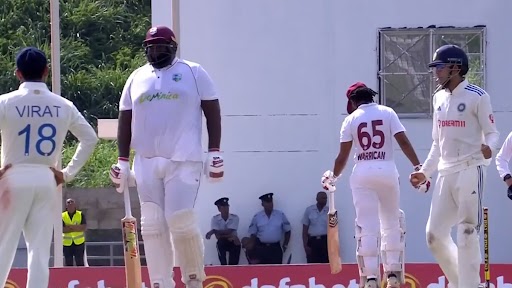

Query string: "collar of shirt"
[[151, 57, 180, 72], [19, 82, 49, 91], [445, 79, 469, 96], [358, 103, 377, 109]]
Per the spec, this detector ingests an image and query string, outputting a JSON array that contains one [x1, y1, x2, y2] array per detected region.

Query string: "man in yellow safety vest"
[[62, 198, 87, 266]]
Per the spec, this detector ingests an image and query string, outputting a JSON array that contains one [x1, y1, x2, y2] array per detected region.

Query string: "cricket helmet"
[[428, 44, 469, 76], [143, 26, 178, 69]]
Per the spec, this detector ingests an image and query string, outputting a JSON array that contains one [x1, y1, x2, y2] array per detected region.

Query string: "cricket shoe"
[[186, 279, 203, 288], [386, 274, 400, 288], [364, 278, 378, 288]]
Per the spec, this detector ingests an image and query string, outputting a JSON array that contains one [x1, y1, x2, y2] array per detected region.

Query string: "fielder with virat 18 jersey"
[[110, 26, 223, 288], [322, 83, 423, 288], [0, 47, 98, 288], [410, 45, 499, 288]]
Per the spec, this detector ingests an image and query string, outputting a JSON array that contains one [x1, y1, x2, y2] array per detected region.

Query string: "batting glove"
[[109, 157, 136, 193], [205, 149, 224, 182], [321, 170, 337, 192], [507, 186, 512, 200], [413, 164, 431, 193]]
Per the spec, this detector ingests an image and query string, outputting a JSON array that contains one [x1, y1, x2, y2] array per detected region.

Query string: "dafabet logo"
[[381, 273, 421, 288], [204, 275, 234, 288], [4, 279, 19, 288]]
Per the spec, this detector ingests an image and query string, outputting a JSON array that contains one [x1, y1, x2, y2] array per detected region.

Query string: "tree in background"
[[0, 0, 151, 126]]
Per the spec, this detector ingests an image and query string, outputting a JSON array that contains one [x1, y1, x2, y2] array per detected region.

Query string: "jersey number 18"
[[18, 123, 57, 156]]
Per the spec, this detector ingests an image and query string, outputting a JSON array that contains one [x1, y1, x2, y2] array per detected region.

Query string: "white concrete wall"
[[175, 0, 512, 265]]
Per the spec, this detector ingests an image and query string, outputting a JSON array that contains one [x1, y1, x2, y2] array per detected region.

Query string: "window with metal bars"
[[377, 26, 486, 118]]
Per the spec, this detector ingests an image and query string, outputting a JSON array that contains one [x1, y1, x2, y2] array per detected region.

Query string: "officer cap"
[[259, 193, 274, 202], [214, 197, 229, 206]]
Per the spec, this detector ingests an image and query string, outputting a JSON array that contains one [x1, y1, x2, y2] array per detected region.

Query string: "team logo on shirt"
[[138, 92, 179, 103], [457, 103, 466, 112], [172, 73, 182, 82]]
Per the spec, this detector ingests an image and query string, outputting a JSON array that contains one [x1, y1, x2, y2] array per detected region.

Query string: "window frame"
[[377, 26, 487, 119]]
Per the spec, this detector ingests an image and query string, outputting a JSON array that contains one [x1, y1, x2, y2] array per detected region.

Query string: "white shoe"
[[186, 279, 203, 288], [386, 275, 400, 288], [365, 279, 378, 288], [151, 279, 176, 288]]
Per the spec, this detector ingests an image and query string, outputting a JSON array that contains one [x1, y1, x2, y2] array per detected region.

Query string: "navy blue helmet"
[[428, 44, 469, 76]]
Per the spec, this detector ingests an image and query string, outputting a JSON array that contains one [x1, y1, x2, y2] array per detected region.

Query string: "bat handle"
[[328, 190, 336, 212], [123, 185, 133, 218]]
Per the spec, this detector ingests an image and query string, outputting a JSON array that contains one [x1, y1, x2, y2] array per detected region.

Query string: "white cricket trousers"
[[350, 161, 401, 278], [0, 164, 58, 288], [426, 165, 485, 288], [133, 155, 203, 287]]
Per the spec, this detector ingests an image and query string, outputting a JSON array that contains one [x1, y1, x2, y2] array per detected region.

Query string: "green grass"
[[62, 139, 134, 188]]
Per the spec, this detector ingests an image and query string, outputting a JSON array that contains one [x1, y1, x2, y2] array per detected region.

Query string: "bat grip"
[[124, 185, 133, 218], [328, 191, 336, 212]]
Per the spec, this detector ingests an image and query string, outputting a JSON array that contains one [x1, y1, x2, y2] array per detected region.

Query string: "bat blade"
[[483, 207, 490, 287], [327, 191, 342, 274], [122, 217, 143, 288], [122, 186, 142, 288]]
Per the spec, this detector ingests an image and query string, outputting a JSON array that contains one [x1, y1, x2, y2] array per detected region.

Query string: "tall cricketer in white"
[[495, 131, 512, 200], [0, 47, 98, 288], [322, 83, 423, 288], [110, 26, 223, 288], [410, 45, 499, 288]]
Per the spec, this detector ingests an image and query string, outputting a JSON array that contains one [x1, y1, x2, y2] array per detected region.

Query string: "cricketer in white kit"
[[0, 47, 98, 288], [410, 45, 499, 288], [495, 131, 512, 200], [322, 83, 423, 288], [110, 26, 223, 288]]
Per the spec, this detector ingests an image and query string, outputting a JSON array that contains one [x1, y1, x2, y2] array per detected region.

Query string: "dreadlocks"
[[350, 87, 378, 105]]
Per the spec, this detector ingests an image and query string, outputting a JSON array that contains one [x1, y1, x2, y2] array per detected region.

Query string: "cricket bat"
[[122, 185, 142, 288], [483, 207, 490, 288], [327, 189, 342, 274]]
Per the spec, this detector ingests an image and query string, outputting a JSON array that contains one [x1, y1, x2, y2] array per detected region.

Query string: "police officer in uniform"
[[248, 193, 291, 264], [62, 198, 87, 266], [205, 197, 241, 265], [302, 191, 329, 263]]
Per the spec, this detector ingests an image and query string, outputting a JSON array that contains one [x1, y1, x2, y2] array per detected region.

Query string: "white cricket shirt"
[[421, 80, 499, 178], [496, 131, 512, 178], [119, 58, 218, 161], [0, 82, 98, 181], [340, 103, 405, 164]]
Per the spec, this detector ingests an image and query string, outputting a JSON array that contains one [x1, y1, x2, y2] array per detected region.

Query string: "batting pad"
[[141, 202, 175, 287], [168, 209, 206, 283]]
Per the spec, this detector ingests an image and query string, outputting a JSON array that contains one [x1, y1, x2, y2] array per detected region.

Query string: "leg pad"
[[141, 202, 175, 288], [168, 209, 206, 284]]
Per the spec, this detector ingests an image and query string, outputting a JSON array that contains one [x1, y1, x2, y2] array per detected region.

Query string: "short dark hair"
[[15, 47, 48, 81], [350, 87, 378, 104], [19, 66, 47, 81]]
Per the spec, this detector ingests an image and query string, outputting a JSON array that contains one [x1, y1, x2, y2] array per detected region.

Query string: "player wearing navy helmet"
[[410, 44, 499, 287]]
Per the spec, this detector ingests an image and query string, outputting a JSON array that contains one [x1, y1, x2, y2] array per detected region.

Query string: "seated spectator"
[[205, 197, 241, 265]]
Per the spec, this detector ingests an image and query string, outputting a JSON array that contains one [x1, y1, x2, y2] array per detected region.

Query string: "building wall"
[[177, 0, 512, 265]]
